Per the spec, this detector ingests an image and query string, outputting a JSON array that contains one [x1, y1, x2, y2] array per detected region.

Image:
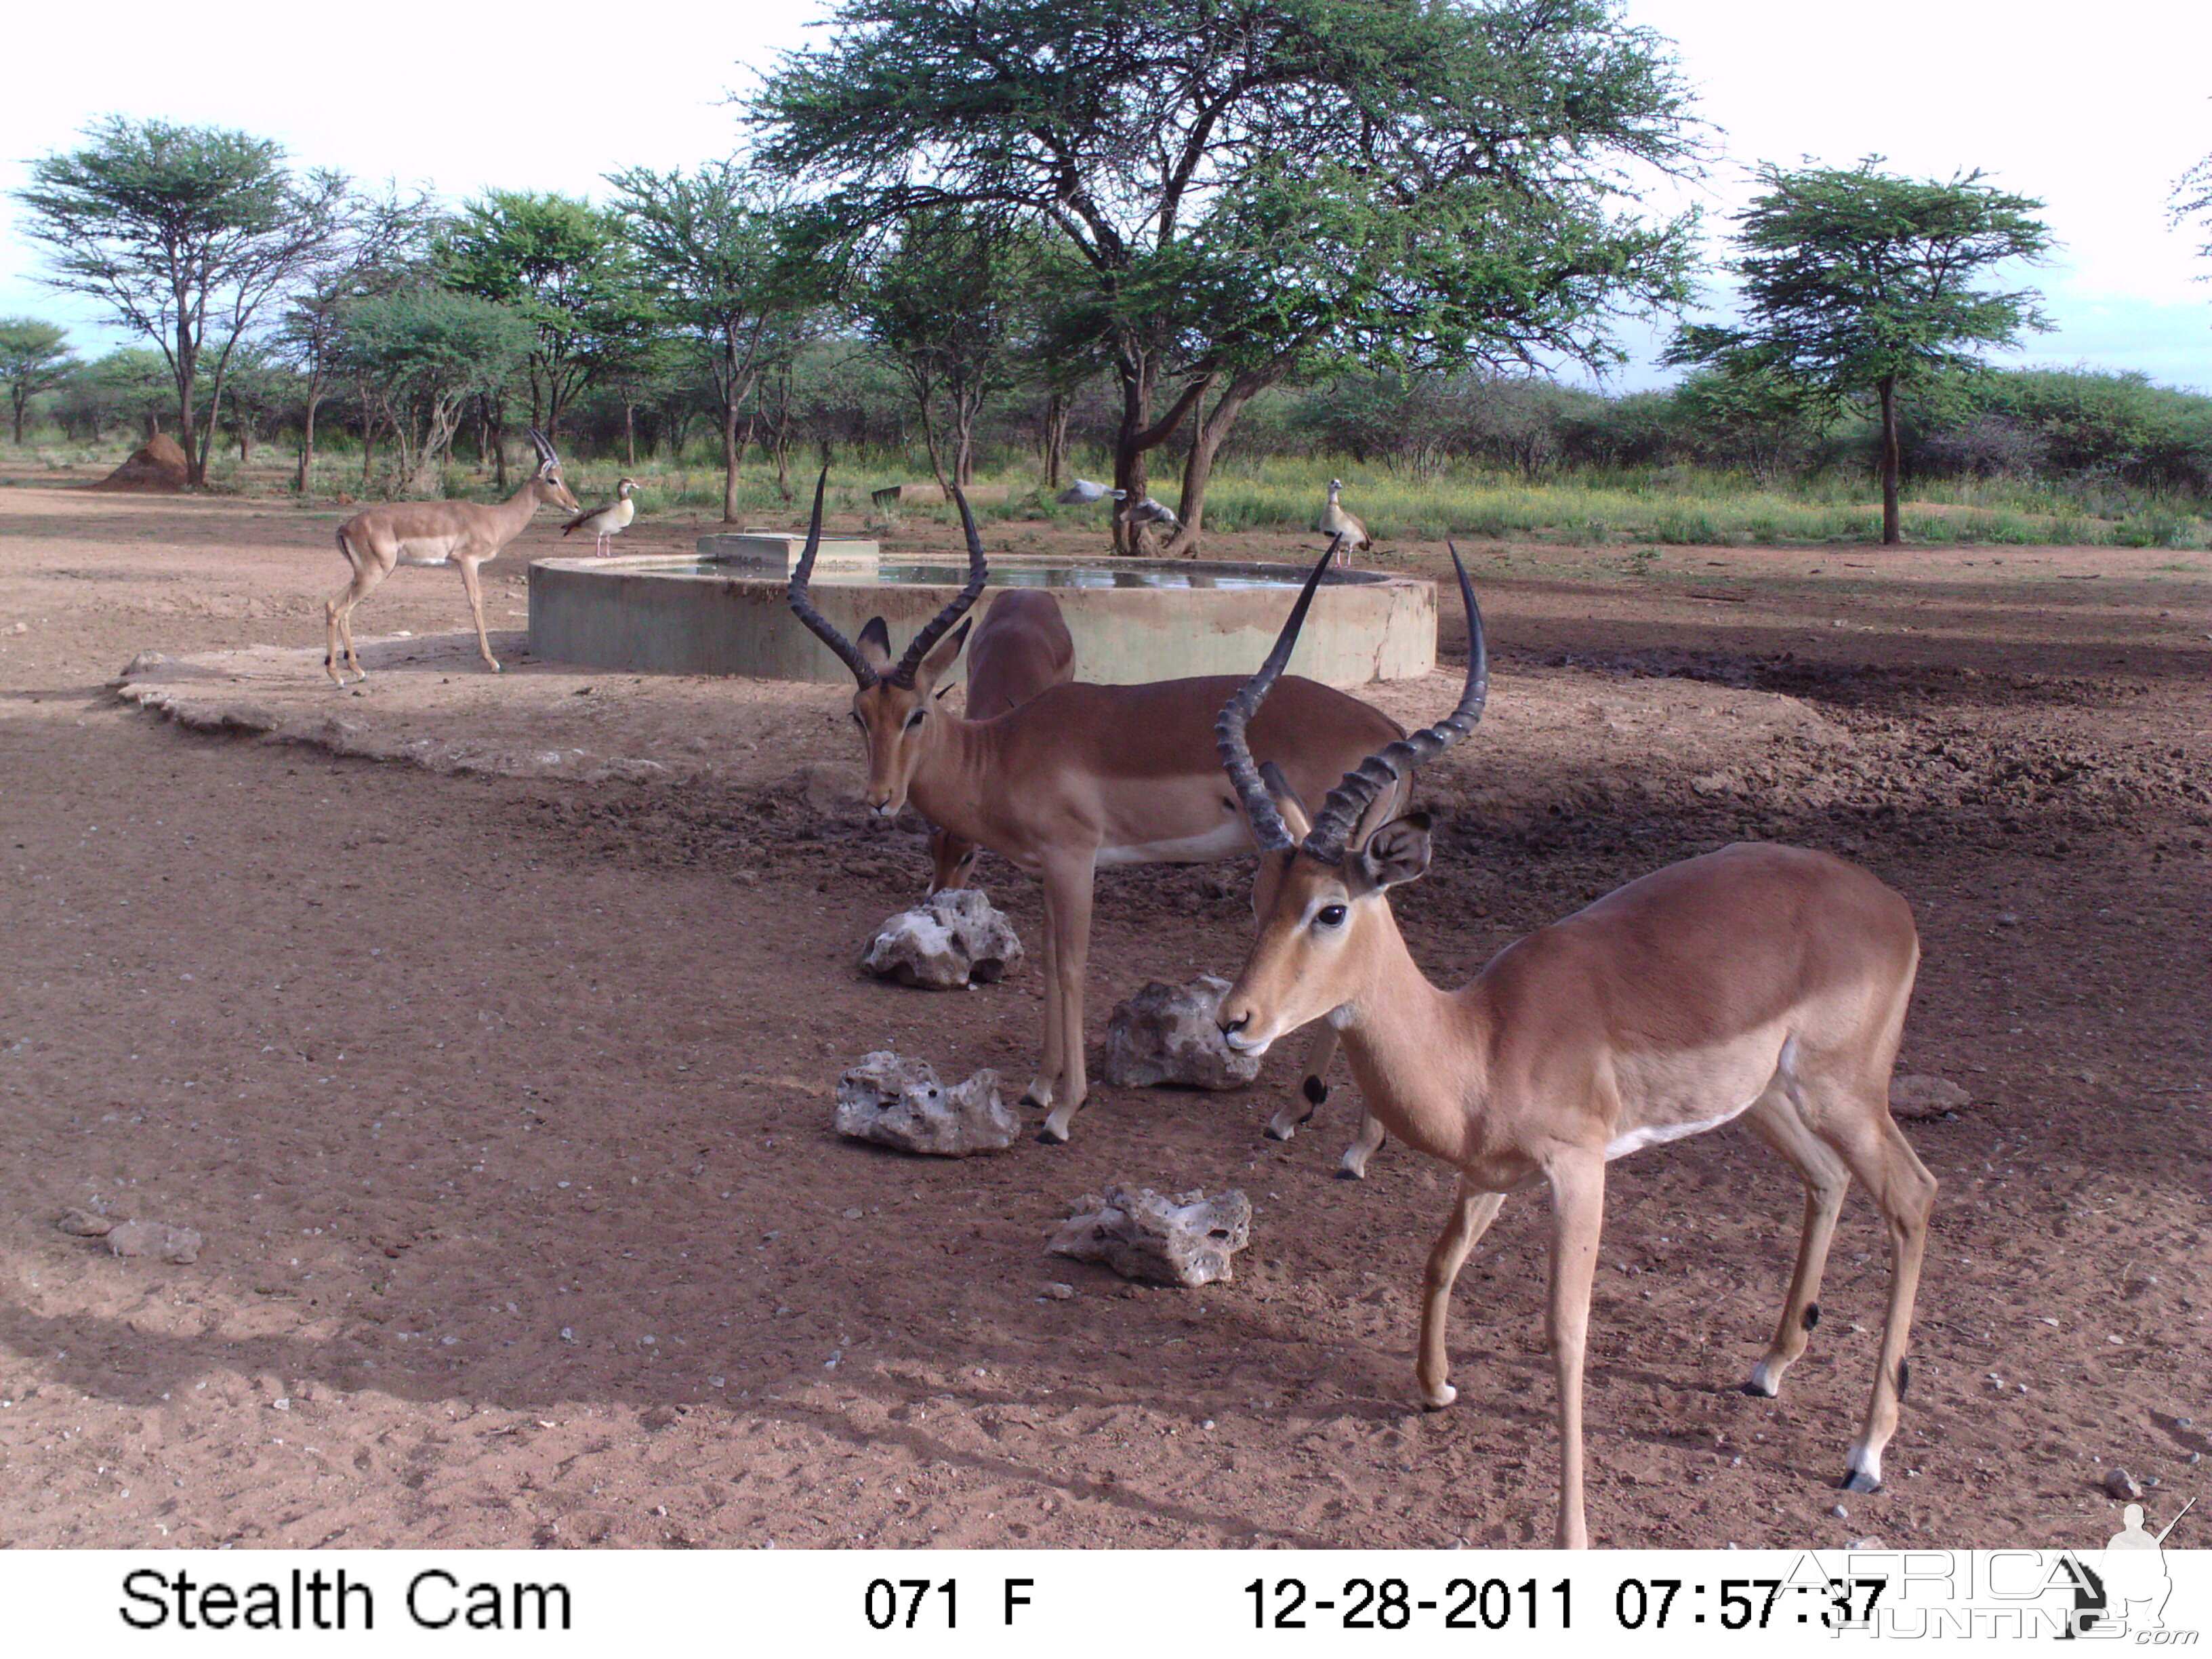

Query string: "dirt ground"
[[1, 474, 2207, 1552]]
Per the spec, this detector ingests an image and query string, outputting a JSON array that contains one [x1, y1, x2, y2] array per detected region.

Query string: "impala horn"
[[1219, 538, 1488, 866], [525, 426, 559, 470], [787, 469, 880, 686], [1214, 537, 1344, 853], [887, 487, 989, 688]]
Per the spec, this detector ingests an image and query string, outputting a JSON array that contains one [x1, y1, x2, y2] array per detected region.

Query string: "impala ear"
[[920, 617, 972, 684], [1256, 761, 1313, 840], [856, 616, 893, 672], [1354, 813, 1433, 893]]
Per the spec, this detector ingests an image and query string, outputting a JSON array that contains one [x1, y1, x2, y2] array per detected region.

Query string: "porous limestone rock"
[[1889, 1074, 1970, 1119], [1046, 1181, 1252, 1287], [833, 1050, 1020, 1156], [859, 888, 1023, 989], [1102, 976, 1263, 1090]]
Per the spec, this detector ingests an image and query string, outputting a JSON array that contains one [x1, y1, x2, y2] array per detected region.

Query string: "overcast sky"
[[3, 0, 2207, 392]]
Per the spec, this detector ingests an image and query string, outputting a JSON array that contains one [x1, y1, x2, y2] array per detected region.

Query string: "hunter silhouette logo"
[[2057, 1494, 2195, 1639]]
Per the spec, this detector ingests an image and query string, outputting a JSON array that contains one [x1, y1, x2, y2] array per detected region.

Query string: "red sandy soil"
[[0, 474, 2207, 1551]]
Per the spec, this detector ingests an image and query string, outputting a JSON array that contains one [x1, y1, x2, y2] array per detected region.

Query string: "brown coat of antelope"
[[786, 472, 1408, 1145], [324, 428, 579, 684], [1212, 545, 1938, 1548], [926, 588, 1076, 894]]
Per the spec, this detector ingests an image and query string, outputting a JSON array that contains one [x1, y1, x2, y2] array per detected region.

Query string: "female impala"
[[1213, 546, 1937, 1548], [787, 473, 1408, 1145]]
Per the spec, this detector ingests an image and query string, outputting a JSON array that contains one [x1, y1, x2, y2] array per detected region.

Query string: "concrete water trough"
[[527, 535, 1436, 688]]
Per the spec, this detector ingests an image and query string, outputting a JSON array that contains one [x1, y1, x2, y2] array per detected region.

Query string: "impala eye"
[[1315, 904, 1348, 929], [904, 709, 927, 731]]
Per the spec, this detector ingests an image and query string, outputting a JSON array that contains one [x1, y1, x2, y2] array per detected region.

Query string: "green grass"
[[20, 436, 2212, 550]]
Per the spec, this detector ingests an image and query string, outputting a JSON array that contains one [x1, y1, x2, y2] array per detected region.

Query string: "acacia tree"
[[1667, 158, 2052, 544], [14, 117, 346, 486], [278, 183, 438, 492], [0, 319, 79, 444], [441, 190, 640, 441], [755, 0, 1702, 552], [851, 209, 1043, 489], [334, 287, 531, 496], [605, 163, 819, 520]]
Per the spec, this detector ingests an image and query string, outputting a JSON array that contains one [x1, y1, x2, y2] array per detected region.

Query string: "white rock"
[[833, 1051, 1020, 1156], [1103, 977, 1263, 1090], [861, 888, 1024, 989], [1046, 1182, 1252, 1287]]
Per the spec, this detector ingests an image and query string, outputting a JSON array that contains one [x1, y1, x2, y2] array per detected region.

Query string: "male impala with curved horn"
[[324, 428, 579, 684], [1214, 546, 1937, 1548], [787, 474, 1406, 1145]]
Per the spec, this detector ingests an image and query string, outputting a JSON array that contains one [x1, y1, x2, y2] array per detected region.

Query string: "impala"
[[787, 472, 1408, 1145], [1214, 545, 1938, 1549], [928, 587, 1077, 894], [324, 428, 579, 684]]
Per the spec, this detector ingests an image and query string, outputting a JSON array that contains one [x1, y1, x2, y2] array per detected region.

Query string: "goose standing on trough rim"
[[1317, 477, 1370, 563], [562, 477, 638, 556]]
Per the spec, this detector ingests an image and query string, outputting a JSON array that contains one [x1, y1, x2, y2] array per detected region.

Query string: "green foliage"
[[0, 317, 80, 443], [334, 287, 532, 493], [1667, 156, 2053, 542], [851, 209, 1049, 485], [54, 347, 171, 442], [1668, 159, 2053, 396], [12, 116, 348, 483], [439, 190, 644, 435], [754, 0, 1706, 545]]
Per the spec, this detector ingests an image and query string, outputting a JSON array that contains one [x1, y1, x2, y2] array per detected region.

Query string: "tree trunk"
[[721, 394, 741, 524], [176, 309, 204, 488], [1109, 348, 1213, 555], [296, 385, 323, 494], [360, 413, 377, 490], [1878, 375, 1902, 546], [624, 401, 637, 468], [918, 392, 947, 494], [11, 394, 24, 445], [1162, 367, 1284, 556], [1040, 392, 1071, 489]]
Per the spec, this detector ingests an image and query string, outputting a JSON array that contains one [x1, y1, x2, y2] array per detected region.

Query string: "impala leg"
[[1545, 1151, 1607, 1549], [1415, 1182, 1506, 1408], [1828, 1111, 1936, 1494], [1023, 884, 1063, 1116], [456, 556, 502, 673], [1742, 1091, 1852, 1398], [1336, 1109, 1388, 1181], [1036, 859, 1095, 1143], [325, 563, 385, 687], [1265, 1023, 1339, 1141]]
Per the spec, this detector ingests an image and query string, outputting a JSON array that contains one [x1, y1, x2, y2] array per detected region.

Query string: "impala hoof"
[[1263, 1122, 1295, 1143], [1741, 1380, 1778, 1399], [1036, 1128, 1067, 1145], [1418, 1383, 1457, 1411], [1333, 1164, 1366, 1182], [1840, 1469, 1881, 1495]]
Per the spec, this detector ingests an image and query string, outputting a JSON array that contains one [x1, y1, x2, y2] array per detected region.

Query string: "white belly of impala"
[[1603, 1036, 1795, 1162], [1604, 1103, 1756, 1161], [1093, 820, 1252, 868], [395, 548, 453, 567]]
